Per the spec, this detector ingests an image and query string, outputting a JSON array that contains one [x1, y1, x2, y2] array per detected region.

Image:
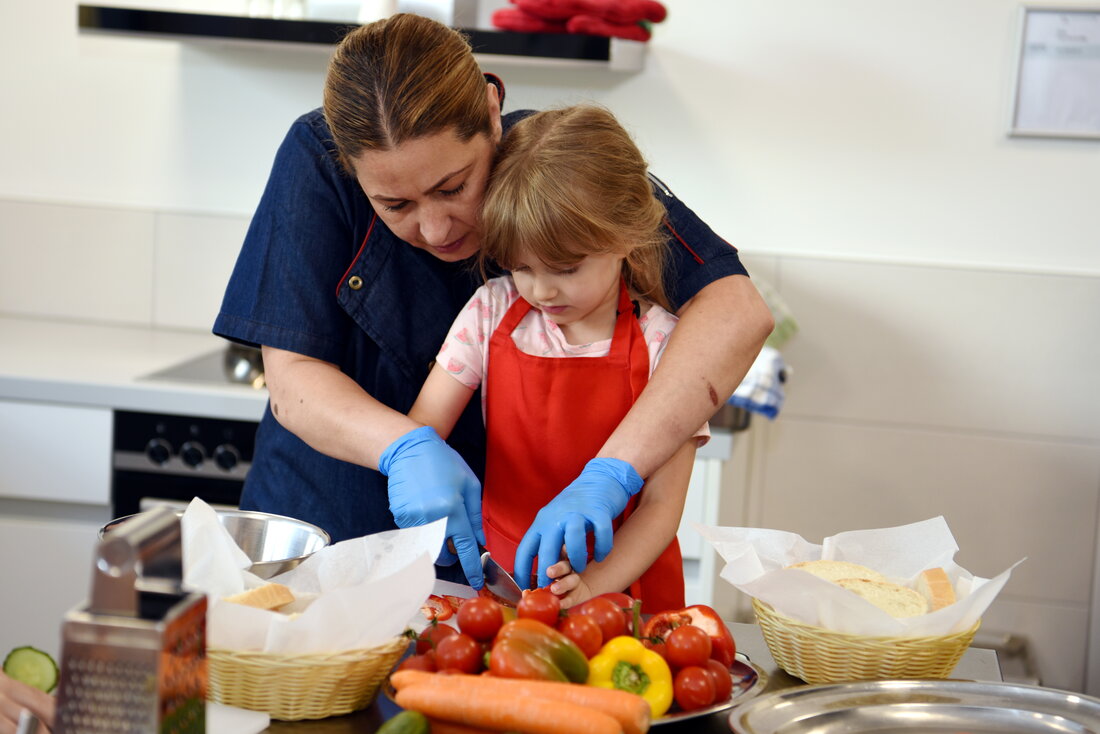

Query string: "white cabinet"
[[0, 400, 111, 504], [0, 510, 108, 662], [678, 432, 736, 607], [0, 399, 112, 661]]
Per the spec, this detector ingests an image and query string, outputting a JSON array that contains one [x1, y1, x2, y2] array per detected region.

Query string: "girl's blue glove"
[[513, 457, 643, 589], [378, 426, 486, 589]]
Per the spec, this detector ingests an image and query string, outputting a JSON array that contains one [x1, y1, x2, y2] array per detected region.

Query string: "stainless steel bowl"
[[100, 509, 331, 579]]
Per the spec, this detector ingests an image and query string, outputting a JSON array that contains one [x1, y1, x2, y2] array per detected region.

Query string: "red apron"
[[482, 280, 684, 613]]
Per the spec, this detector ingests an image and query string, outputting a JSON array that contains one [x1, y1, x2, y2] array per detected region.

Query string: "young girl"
[[409, 105, 707, 611]]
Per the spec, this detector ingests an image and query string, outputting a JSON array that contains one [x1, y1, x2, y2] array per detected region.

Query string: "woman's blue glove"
[[378, 426, 486, 589], [513, 457, 643, 589]]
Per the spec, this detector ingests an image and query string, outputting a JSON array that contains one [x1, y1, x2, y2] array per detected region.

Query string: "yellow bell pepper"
[[586, 635, 673, 718]]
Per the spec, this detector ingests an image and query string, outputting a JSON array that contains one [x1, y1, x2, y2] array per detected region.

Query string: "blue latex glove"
[[513, 457, 643, 589], [378, 426, 486, 589]]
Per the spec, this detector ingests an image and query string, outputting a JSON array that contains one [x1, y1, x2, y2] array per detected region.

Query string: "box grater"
[[54, 506, 207, 734]]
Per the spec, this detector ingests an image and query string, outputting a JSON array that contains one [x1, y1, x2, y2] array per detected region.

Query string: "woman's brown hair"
[[481, 105, 670, 311], [323, 13, 492, 172]]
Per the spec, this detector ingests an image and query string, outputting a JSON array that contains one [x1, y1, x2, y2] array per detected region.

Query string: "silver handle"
[[16, 710, 40, 734]]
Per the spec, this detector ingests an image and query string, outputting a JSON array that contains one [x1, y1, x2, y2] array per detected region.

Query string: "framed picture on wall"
[[1009, 6, 1100, 140]]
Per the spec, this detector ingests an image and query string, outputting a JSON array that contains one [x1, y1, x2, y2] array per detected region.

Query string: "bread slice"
[[916, 567, 956, 611], [223, 582, 295, 611], [788, 560, 886, 584], [836, 578, 929, 618]]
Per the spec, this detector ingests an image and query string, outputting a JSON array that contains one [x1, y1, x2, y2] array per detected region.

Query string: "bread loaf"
[[223, 582, 295, 611], [916, 567, 956, 611], [835, 578, 929, 618], [788, 560, 886, 583]]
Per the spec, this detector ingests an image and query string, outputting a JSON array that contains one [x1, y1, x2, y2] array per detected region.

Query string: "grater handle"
[[90, 505, 183, 616]]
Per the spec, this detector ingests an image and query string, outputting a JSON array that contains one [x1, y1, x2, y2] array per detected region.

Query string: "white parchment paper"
[[696, 516, 1024, 637], [180, 498, 443, 653]]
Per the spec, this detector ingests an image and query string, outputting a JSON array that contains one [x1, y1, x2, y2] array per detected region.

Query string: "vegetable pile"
[[396, 591, 738, 732]]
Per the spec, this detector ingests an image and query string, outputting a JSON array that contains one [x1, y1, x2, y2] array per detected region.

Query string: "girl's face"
[[510, 251, 625, 338], [350, 84, 503, 263]]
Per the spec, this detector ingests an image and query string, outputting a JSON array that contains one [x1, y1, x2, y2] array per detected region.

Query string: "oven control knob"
[[145, 438, 172, 466], [180, 441, 206, 468], [213, 444, 241, 471]]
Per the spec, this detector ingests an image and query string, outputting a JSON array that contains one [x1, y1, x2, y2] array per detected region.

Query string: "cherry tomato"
[[420, 594, 454, 622], [457, 597, 505, 643], [557, 613, 603, 659], [704, 658, 733, 702], [517, 588, 561, 628], [593, 592, 634, 610], [666, 624, 713, 670], [434, 632, 484, 674], [574, 597, 629, 644], [415, 622, 457, 654], [395, 651, 437, 673], [673, 665, 717, 712], [643, 635, 669, 663]]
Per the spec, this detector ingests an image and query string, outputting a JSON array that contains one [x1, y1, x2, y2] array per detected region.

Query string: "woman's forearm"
[[262, 345, 420, 469], [598, 274, 773, 478]]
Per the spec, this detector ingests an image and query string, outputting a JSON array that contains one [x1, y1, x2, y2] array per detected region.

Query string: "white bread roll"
[[916, 567, 956, 611], [223, 582, 295, 611], [788, 559, 886, 584], [836, 578, 929, 618]]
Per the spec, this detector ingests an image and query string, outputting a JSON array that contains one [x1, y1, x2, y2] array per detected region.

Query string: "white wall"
[[2, 0, 1099, 692]]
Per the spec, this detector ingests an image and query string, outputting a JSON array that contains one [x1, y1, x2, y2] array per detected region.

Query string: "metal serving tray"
[[728, 679, 1100, 734]]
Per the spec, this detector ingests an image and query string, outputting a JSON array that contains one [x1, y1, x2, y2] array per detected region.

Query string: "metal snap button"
[[348, 275, 363, 290]]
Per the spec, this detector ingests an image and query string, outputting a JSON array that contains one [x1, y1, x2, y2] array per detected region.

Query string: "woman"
[[214, 13, 773, 590]]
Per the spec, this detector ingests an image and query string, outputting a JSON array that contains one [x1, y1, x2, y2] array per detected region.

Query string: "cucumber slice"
[[3, 646, 59, 693]]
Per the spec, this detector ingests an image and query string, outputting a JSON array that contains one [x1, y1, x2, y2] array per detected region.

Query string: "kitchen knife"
[[480, 551, 523, 606]]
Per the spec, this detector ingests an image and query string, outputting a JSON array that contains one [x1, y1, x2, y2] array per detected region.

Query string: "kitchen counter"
[[263, 622, 1002, 733], [0, 315, 266, 421]]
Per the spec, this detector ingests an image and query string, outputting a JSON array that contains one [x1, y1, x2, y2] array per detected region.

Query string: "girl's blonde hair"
[[480, 105, 670, 311], [323, 13, 493, 173]]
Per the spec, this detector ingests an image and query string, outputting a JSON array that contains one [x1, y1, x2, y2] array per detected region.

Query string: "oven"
[[112, 346, 264, 518]]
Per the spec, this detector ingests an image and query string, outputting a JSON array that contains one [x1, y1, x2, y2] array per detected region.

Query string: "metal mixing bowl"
[[100, 509, 331, 579]]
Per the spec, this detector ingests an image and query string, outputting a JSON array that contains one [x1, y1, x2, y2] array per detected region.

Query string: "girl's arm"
[[599, 275, 772, 477], [408, 364, 477, 440], [548, 438, 698, 608]]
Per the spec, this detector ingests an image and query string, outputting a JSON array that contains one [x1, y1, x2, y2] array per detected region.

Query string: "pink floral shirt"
[[437, 276, 709, 444]]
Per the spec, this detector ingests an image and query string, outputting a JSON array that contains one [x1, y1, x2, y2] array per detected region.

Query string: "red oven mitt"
[[492, 7, 567, 33], [566, 13, 651, 41]]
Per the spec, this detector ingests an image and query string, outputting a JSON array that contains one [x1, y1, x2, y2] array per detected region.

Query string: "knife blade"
[[481, 551, 523, 606]]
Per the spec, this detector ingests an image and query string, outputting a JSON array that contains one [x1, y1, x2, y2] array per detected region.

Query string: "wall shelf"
[[76, 5, 645, 70]]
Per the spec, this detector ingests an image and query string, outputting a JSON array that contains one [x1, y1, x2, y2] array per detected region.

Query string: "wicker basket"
[[207, 635, 409, 720], [752, 598, 979, 685]]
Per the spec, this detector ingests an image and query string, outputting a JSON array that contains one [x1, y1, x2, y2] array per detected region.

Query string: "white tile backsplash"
[[153, 211, 249, 331], [980, 596, 1089, 693], [778, 258, 1100, 441], [0, 199, 154, 324]]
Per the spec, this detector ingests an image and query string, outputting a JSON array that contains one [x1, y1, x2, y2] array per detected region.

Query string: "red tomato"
[[443, 595, 467, 612], [573, 597, 629, 644], [435, 632, 484, 674], [643, 635, 669, 663], [556, 613, 603, 659], [457, 597, 504, 643], [704, 658, 733, 702], [415, 622, 457, 655], [673, 665, 717, 712], [420, 594, 454, 622], [665, 624, 713, 670], [593, 592, 634, 610], [517, 588, 561, 628], [395, 652, 437, 673]]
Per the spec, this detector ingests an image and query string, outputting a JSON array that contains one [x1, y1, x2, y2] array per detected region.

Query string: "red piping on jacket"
[[336, 213, 378, 298], [663, 217, 705, 265]]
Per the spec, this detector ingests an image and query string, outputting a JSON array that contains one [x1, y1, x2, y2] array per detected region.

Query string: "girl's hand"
[[546, 558, 595, 609], [0, 671, 54, 734]]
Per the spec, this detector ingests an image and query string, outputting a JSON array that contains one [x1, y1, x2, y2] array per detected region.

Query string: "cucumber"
[[2, 646, 59, 693], [376, 710, 429, 734], [2, 647, 58, 695]]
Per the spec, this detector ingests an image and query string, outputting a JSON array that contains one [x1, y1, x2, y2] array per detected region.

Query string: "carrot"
[[427, 718, 500, 734], [391, 670, 648, 734], [429, 717, 499, 734], [396, 683, 621, 734]]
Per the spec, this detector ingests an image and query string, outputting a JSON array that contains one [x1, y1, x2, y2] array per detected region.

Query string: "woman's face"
[[351, 87, 503, 262]]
